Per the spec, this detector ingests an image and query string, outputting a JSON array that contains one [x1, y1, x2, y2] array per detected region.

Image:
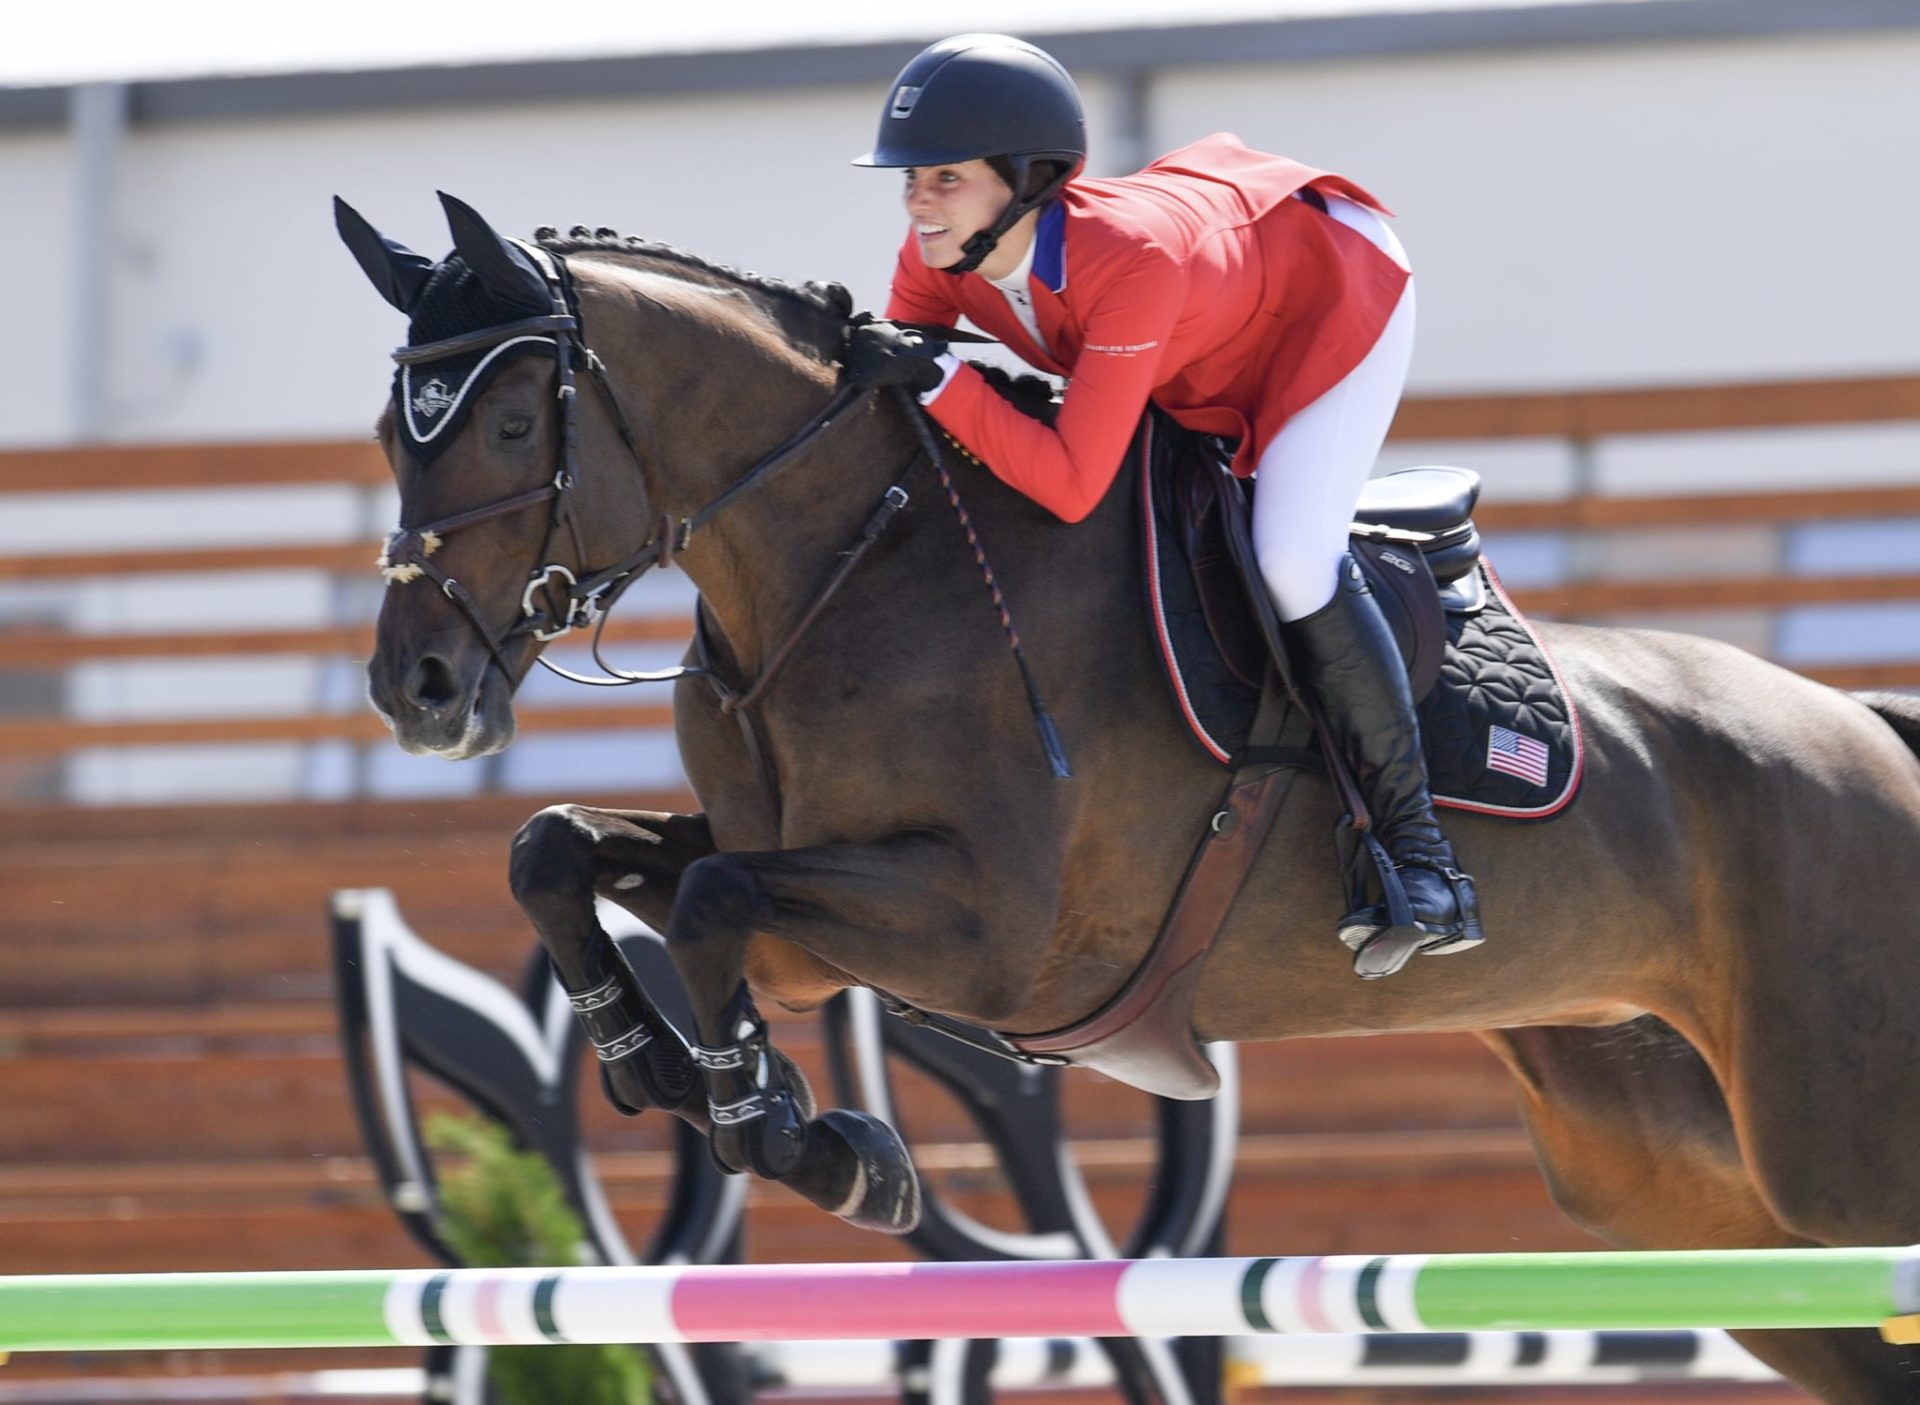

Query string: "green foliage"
[[425, 1112, 653, 1405]]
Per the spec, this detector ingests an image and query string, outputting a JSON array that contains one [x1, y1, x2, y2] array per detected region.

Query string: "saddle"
[[1141, 413, 1581, 816], [999, 411, 1582, 1097], [1148, 417, 1479, 757]]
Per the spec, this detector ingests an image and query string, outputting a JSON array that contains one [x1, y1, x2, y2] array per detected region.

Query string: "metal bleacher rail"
[[0, 371, 1917, 800]]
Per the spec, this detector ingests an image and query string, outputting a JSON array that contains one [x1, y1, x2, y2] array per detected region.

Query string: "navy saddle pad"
[[1139, 410, 1583, 820]]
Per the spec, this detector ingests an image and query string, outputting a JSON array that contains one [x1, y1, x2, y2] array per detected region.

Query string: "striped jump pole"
[[4, 1249, 1920, 1354], [757, 1331, 1782, 1390]]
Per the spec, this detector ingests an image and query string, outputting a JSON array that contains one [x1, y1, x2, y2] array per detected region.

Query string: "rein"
[[378, 249, 1070, 779]]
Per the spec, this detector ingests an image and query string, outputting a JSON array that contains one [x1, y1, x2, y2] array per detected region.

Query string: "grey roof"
[[3, 0, 1916, 130]]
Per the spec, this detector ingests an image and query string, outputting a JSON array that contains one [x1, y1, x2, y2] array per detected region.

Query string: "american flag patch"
[[1486, 724, 1550, 787]]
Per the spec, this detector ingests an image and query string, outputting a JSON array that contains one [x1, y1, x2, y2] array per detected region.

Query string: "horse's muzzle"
[[368, 647, 518, 759]]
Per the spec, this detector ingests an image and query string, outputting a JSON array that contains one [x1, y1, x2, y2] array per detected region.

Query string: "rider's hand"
[[840, 313, 950, 396]]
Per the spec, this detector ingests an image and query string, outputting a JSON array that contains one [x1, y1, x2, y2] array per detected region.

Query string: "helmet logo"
[[890, 84, 923, 118]]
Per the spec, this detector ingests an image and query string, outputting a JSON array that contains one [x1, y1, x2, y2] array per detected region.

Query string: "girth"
[[1004, 687, 1312, 1098]]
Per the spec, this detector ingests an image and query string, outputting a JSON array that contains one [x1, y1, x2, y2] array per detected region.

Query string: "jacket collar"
[[1032, 201, 1067, 294]]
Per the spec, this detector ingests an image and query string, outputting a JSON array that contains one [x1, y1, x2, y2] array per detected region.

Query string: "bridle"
[[377, 243, 1069, 785], [378, 246, 885, 694]]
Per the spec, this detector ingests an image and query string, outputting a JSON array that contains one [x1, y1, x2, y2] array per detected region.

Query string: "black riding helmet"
[[854, 34, 1087, 276]]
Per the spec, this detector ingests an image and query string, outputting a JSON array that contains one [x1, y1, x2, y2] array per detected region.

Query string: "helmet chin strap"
[[939, 156, 1072, 278]]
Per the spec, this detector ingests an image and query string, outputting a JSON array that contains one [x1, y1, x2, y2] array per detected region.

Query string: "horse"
[[338, 193, 1920, 1403]]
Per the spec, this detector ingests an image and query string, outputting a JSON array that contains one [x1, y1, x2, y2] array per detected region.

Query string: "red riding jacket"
[[885, 134, 1410, 522]]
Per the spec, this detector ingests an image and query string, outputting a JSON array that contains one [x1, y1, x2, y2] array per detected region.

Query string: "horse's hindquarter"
[[1191, 620, 1920, 1047], [1598, 626, 1920, 1231], [1475, 624, 1920, 1265], [1558, 623, 1920, 1053]]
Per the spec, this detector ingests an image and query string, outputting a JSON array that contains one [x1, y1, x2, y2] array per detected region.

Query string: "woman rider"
[[841, 33, 1481, 979]]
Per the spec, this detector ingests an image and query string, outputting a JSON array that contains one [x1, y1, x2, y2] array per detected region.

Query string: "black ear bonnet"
[[392, 257, 559, 461], [334, 193, 566, 465]]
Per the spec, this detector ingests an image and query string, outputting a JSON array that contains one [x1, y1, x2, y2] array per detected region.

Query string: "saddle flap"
[[1350, 530, 1446, 702], [1143, 413, 1488, 757], [1181, 443, 1278, 690]]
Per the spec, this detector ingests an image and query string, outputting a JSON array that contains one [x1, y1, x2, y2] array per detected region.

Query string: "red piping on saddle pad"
[[1434, 563, 1586, 820], [1141, 419, 1235, 766]]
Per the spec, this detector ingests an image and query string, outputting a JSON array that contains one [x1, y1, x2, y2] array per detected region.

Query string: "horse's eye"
[[500, 415, 533, 441]]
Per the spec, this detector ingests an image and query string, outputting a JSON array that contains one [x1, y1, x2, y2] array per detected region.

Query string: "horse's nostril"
[[405, 654, 463, 713]]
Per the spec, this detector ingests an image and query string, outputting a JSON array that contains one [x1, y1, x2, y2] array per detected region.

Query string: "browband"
[[392, 313, 579, 366]]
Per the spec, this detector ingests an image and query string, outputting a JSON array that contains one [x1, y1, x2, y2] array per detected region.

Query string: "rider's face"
[[902, 161, 1014, 269]]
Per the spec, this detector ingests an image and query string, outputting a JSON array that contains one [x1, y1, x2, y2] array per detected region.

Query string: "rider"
[[841, 33, 1482, 978]]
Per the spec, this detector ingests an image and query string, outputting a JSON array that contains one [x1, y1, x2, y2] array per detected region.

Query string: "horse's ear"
[[333, 197, 434, 314], [437, 191, 552, 316]]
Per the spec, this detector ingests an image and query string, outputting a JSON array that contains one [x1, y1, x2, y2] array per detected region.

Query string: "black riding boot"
[[1285, 556, 1484, 979]]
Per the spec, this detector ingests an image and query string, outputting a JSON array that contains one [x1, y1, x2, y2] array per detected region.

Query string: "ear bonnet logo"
[[410, 378, 456, 420]]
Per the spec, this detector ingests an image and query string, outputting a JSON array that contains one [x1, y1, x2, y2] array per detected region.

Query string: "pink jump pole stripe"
[[669, 1260, 1133, 1342]]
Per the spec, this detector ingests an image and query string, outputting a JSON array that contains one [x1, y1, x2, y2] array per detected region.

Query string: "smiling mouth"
[[916, 223, 950, 238]]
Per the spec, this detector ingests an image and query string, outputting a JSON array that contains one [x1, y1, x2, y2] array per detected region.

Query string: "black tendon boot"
[[1285, 557, 1484, 979]]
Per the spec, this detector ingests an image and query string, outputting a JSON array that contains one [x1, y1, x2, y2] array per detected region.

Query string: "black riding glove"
[[840, 313, 950, 396]]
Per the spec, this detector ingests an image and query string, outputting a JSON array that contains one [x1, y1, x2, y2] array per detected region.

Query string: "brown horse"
[[339, 194, 1920, 1402]]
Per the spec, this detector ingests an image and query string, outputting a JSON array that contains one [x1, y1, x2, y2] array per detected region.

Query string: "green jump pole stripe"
[[0, 1271, 398, 1351], [1409, 1250, 1913, 1332], [534, 1274, 565, 1343], [1356, 1257, 1391, 1330], [419, 1272, 452, 1345], [1240, 1258, 1278, 1332]]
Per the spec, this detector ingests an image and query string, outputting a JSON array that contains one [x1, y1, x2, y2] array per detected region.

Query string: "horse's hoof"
[[790, 1109, 921, 1235], [1352, 926, 1425, 980]]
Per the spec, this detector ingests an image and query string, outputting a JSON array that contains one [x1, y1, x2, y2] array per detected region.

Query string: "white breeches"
[[1250, 195, 1415, 622]]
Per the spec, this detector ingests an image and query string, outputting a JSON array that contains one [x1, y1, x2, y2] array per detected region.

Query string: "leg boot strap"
[[697, 985, 807, 1178], [566, 970, 697, 1111]]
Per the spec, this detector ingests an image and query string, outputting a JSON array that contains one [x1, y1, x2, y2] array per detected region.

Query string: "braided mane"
[[532, 225, 853, 323], [531, 224, 1060, 420]]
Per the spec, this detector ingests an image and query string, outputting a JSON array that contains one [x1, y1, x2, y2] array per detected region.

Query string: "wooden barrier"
[[1, 373, 1915, 783], [0, 701, 675, 756]]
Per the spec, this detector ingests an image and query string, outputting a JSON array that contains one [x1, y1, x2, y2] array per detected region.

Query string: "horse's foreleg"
[[509, 805, 715, 1118], [663, 831, 1015, 1235]]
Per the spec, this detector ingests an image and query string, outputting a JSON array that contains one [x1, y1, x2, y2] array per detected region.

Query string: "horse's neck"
[[590, 271, 911, 664], [687, 401, 916, 660]]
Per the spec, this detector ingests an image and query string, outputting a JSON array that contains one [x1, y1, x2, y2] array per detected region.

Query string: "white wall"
[[11, 73, 1113, 446], [2, 28, 1913, 447], [107, 83, 907, 444], [0, 131, 76, 443], [1151, 29, 1920, 391]]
